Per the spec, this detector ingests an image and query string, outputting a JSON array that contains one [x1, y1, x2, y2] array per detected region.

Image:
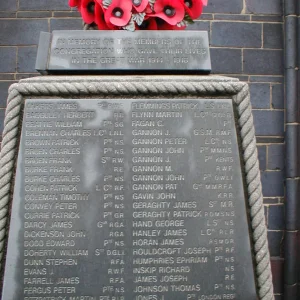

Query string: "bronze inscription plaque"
[[2, 99, 257, 300]]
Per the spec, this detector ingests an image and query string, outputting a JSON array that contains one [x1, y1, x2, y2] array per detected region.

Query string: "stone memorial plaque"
[[35, 31, 211, 74], [2, 98, 258, 300]]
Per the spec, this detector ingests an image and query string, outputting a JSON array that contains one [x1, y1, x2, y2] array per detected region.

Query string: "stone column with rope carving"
[[0, 76, 274, 300]]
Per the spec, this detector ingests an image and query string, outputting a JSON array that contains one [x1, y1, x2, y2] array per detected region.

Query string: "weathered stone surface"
[[36, 30, 211, 73], [2, 98, 257, 299]]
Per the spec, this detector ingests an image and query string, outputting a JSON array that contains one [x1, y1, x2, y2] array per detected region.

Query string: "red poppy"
[[79, 0, 98, 24], [95, 3, 111, 29], [132, 0, 148, 13], [155, 18, 185, 30], [151, 0, 185, 25], [138, 17, 158, 30], [183, 0, 203, 19], [105, 0, 132, 27], [69, 0, 80, 7], [144, 3, 153, 14]]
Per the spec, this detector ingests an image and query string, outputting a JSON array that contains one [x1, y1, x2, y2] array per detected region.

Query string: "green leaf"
[[184, 13, 194, 24]]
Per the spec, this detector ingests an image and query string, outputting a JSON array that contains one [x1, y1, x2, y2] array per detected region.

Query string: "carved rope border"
[[0, 79, 274, 300]]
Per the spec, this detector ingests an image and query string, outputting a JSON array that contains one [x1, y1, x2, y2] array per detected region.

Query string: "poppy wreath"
[[69, 0, 208, 31]]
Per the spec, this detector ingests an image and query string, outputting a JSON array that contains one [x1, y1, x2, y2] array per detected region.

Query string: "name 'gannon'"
[[132, 137, 187, 145], [132, 184, 177, 191], [132, 174, 184, 181]]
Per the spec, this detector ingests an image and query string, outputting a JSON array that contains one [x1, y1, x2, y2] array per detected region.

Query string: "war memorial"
[[0, 0, 296, 299]]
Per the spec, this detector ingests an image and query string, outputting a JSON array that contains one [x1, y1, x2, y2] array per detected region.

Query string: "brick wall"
[[0, 0, 285, 298]]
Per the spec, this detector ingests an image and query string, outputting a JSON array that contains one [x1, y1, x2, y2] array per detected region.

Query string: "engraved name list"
[[2, 98, 257, 300]]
